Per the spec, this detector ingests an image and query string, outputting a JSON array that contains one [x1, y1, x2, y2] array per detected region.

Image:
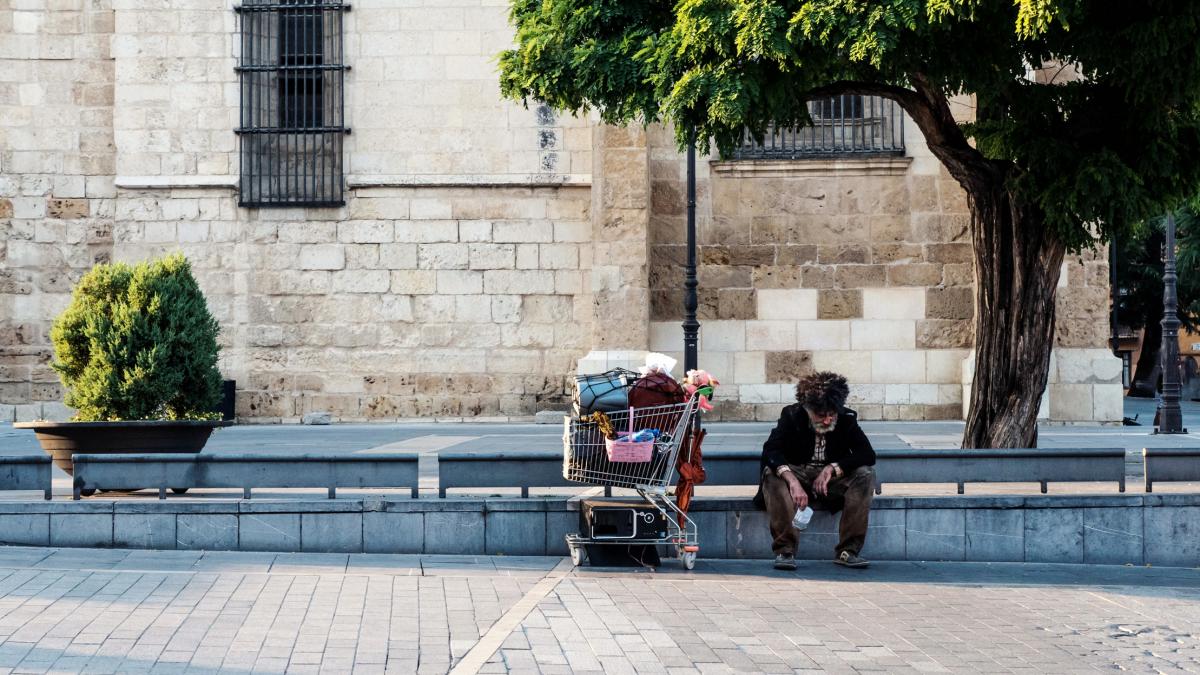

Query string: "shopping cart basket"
[[561, 397, 701, 568]]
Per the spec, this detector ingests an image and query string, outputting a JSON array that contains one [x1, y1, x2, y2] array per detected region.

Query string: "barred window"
[[733, 95, 904, 160], [236, 0, 350, 207]]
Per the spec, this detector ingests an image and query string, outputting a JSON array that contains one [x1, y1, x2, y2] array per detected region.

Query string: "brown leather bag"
[[627, 371, 685, 409]]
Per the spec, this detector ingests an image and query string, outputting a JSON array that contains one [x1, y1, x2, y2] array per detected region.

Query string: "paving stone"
[[1083, 506, 1143, 565], [175, 515, 237, 551], [49, 514, 113, 548], [423, 512, 484, 555], [0, 514, 50, 547], [300, 513, 362, 553], [0, 546, 1195, 674], [112, 514, 175, 550], [1143, 506, 1200, 567], [964, 509, 1024, 562], [239, 514, 301, 553], [485, 512, 545, 556], [1024, 507, 1083, 563], [363, 512, 424, 554], [905, 508, 965, 561]]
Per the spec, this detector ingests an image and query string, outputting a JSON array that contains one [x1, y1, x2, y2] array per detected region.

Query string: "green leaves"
[[500, 0, 1200, 251], [50, 253, 222, 421]]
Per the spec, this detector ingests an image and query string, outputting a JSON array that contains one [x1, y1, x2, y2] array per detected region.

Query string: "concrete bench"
[[1143, 448, 1200, 492], [438, 451, 612, 498], [0, 455, 52, 500], [699, 449, 762, 485], [435, 449, 757, 497], [872, 447, 1127, 494], [71, 453, 420, 500], [436, 446, 1127, 498], [684, 447, 1127, 494]]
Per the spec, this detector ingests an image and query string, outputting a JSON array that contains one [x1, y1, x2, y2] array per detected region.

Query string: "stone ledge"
[[0, 495, 1194, 565], [347, 174, 592, 189], [710, 156, 913, 178], [114, 175, 238, 189]]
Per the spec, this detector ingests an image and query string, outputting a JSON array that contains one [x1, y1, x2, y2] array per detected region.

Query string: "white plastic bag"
[[638, 352, 678, 378], [792, 506, 813, 531]]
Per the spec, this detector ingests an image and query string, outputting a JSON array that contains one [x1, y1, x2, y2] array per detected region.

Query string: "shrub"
[[50, 253, 222, 421]]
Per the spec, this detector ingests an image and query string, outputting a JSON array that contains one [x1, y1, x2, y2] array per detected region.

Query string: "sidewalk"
[[0, 547, 1194, 674]]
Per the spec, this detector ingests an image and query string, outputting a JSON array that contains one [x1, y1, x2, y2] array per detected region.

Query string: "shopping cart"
[[562, 397, 701, 569]]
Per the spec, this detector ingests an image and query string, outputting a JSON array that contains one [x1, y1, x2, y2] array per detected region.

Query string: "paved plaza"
[[0, 547, 1192, 674]]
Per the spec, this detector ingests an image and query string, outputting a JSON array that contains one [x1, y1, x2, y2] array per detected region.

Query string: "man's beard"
[[811, 417, 837, 434]]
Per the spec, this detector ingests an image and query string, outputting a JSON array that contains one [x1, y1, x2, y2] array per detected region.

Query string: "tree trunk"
[[1127, 318, 1161, 398], [806, 75, 1070, 447], [963, 183, 1066, 448]]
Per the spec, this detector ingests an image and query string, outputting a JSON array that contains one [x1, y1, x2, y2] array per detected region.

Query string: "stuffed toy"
[[683, 369, 719, 412]]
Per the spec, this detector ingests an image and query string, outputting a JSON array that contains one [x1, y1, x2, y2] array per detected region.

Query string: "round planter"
[[13, 419, 233, 476]]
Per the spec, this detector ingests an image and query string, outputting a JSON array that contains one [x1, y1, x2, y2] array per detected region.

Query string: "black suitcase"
[[580, 498, 669, 539]]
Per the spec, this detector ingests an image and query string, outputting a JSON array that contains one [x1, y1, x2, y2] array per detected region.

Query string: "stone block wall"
[[0, 0, 1122, 423], [0, 0, 116, 422], [110, 0, 234, 179], [348, 0, 591, 179], [105, 185, 592, 421], [644, 118, 1121, 423], [1, 0, 599, 423]]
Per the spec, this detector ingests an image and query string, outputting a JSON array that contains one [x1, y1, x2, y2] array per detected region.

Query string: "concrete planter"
[[13, 420, 233, 476]]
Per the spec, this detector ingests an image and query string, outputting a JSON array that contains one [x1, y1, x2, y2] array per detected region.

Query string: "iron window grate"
[[733, 95, 905, 160], [235, 0, 350, 207]]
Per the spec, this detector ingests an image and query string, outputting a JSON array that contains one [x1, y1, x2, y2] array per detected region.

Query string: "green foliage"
[[1117, 208, 1200, 332], [50, 253, 223, 421], [500, 0, 1200, 251]]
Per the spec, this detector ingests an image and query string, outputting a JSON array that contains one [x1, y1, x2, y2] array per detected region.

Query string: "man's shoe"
[[834, 551, 869, 568], [773, 554, 797, 571]]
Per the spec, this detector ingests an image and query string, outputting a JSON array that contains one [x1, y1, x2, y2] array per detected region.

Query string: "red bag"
[[627, 372, 685, 409]]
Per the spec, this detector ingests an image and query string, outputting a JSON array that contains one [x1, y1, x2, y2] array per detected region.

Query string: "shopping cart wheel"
[[569, 544, 584, 567], [681, 550, 696, 570]]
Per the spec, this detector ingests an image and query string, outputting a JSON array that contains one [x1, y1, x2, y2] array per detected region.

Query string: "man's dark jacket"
[[753, 404, 876, 509]]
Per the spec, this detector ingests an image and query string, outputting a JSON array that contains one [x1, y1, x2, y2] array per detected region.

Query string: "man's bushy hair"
[[794, 371, 850, 412]]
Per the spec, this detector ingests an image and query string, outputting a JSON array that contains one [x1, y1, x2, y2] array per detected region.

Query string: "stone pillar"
[[577, 125, 652, 373]]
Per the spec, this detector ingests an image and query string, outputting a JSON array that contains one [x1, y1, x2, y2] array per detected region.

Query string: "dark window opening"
[[235, 0, 350, 207], [278, 5, 323, 128], [733, 95, 905, 160]]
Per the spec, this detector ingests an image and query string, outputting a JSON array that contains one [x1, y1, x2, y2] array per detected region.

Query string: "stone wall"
[[1, 0, 600, 423], [4, 495, 1195, 566], [0, 0, 1121, 423], [0, 0, 116, 422], [104, 185, 591, 422], [642, 118, 1121, 423]]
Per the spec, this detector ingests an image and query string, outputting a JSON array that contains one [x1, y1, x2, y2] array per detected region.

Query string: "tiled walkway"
[[0, 547, 1195, 674]]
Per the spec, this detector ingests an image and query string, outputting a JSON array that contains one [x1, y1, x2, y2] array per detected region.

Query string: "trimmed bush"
[[50, 253, 222, 421]]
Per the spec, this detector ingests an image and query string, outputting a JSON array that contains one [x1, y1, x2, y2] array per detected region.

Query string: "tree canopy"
[[1117, 210, 1200, 335], [500, 0, 1200, 251]]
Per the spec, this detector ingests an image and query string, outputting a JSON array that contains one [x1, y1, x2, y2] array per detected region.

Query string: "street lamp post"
[[1157, 213, 1187, 433], [682, 130, 699, 374]]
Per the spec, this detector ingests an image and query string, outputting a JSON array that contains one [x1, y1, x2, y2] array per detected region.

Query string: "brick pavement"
[[0, 547, 1195, 674]]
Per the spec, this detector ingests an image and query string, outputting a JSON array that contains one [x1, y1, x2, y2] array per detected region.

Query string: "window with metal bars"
[[235, 0, 349, 207], [733, 95, 905, 160]]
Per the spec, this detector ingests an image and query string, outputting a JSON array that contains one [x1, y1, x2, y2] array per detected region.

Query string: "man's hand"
[[783, 472, 808, 511], [813, 465, 835, 497]]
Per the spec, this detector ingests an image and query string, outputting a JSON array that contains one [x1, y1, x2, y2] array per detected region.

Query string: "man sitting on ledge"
[[758, 371, 877, 570]]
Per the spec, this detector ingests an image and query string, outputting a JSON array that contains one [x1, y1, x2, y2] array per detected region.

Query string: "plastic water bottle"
[[792, 506, 813, 531]]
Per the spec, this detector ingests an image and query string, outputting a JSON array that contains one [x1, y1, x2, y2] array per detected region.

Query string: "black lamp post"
[[1157, 213, 1187, 433], [682, 130, 699, 374]]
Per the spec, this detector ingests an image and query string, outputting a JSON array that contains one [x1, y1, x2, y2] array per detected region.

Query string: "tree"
[[51, 253, 223, 421], [1117, 210, 1200, 397], [499, 0, 1200, 447]]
